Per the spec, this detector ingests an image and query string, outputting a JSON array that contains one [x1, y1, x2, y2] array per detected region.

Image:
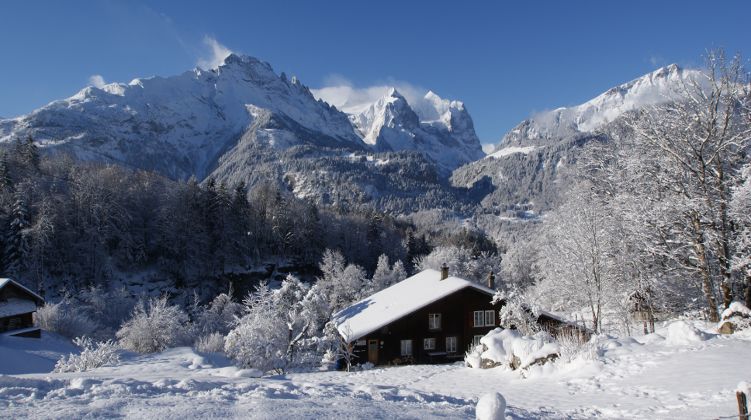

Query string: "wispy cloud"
[[649, 54, 665, 68], [89, 74, 106, 88], [311, 75, 427, 114], [197, 36, 233, 70]]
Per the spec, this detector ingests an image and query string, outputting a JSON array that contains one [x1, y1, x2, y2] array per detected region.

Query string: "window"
[[473, 311, 484, 327], [400, 339, 413, 356], [423, 338, 436, 350], [428, 313, 441, 330], [474, 310, 496, 327], [472, 335, 484, 347], [446, 336, 457, 353], [484, 310, 495, 326]]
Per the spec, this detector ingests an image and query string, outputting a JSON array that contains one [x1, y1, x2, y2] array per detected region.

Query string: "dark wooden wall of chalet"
[[0, 312, 34, 332], [0, 285, 30, 301], [354, 287, 499, 365], [0, 283, 41, 333]]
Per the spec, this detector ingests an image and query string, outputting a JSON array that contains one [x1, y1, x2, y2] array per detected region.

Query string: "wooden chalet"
[[0, 278, 44, 338], [333, 266, 502, 365]]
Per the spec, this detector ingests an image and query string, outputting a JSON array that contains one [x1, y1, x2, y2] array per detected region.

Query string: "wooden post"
[[738, 391, 749, 420]]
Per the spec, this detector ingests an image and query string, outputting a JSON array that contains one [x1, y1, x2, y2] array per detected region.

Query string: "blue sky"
[[1, 0, 749, 146]]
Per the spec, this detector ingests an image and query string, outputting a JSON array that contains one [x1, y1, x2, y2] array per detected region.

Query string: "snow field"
[[1, 319, 750, 419]]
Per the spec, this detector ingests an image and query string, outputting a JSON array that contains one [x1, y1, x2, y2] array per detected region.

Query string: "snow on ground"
[[1, 321, 750, 419], [0, 333, 77, 375], [487, 146, 536, 159]]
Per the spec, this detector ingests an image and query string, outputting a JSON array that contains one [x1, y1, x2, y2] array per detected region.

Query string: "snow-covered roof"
[[0, 298, 38, 318], [0, 278, 44, 305], [333, 269, 496, 342]]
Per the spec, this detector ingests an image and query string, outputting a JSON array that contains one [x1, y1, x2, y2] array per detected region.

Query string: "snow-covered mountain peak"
[[494, 64, 700, 150], [345, 87, 484, 170], [219, 53, 274, 74], [386, 87, 403, 99], [349, 87, 419, 146], [0, 53, 365, 179]]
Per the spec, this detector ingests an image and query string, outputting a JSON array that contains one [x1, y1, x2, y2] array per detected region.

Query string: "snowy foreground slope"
[[1, 321, 750, 419]]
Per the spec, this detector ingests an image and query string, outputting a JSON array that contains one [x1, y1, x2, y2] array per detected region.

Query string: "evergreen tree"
[[16, 136, 40, 170], [0, 153, 12, 191], [4, 192, 30, 276]]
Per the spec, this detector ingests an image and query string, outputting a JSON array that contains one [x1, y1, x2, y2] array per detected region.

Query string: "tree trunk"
[[692, 215, 720, 322], [745, 273, 751, 308]]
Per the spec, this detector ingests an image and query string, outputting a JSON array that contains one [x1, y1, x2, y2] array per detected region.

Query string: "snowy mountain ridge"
[[493, 64, 700, 152], [0, 54, 366, 179], [454, 64, 704, 220], [0, 54, 484, 179]]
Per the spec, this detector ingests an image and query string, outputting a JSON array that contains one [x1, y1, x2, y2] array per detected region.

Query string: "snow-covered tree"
[[534, 181, 621, 333], [79, 286, 135, 335], [365, 254, 407, 295], [116, 296, 191, 353], [731, 162, 751, 306], [414, 245, 501, 286], [500, 240, 539, 290], [224, 277, 330, 373], [224, 283, 287, 373], [192, 289, 244, 337], [4, 192, 30, 276], [315, 249, 367, 311], [622, 50, 751, 320], [323, 321, 357, 372], [493, 287, 540, 336]]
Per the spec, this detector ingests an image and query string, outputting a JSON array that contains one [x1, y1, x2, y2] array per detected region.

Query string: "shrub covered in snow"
[[466, 328, 559, 370], [54, 337, 120, 373], [194, 332, 225, 354], [556, 330, 600, 363], [476, 392, 506, 420], [664, 320, 710, 346], [718, 301, 751, 334], [36, 297, 98, 339], [224, 286, 287, 373], [492, 288, 540, 336], [36, 288, 136, 341], [116, 296, 191, 353], [191, 291, 244, 337]]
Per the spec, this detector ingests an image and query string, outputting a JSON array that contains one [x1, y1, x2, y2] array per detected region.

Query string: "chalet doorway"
[[367, 339, 379, 364]]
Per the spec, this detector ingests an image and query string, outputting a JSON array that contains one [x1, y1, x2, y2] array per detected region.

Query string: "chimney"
[[487, 271, 496, 289], [440, 263, 449, 280]]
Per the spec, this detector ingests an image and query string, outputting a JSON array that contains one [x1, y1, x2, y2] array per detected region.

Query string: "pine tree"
[[4, 192, 30, 276], [17, 136, 40, 170], [0, 153, 12, 191]]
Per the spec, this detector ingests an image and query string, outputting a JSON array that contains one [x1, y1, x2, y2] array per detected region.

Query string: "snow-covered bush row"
[[36, 288, 136, 340], [116, 296, 191, 353], [36, 298, 99, 339], [53, 337, 120, 373], [466, 328, 560, 370]]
